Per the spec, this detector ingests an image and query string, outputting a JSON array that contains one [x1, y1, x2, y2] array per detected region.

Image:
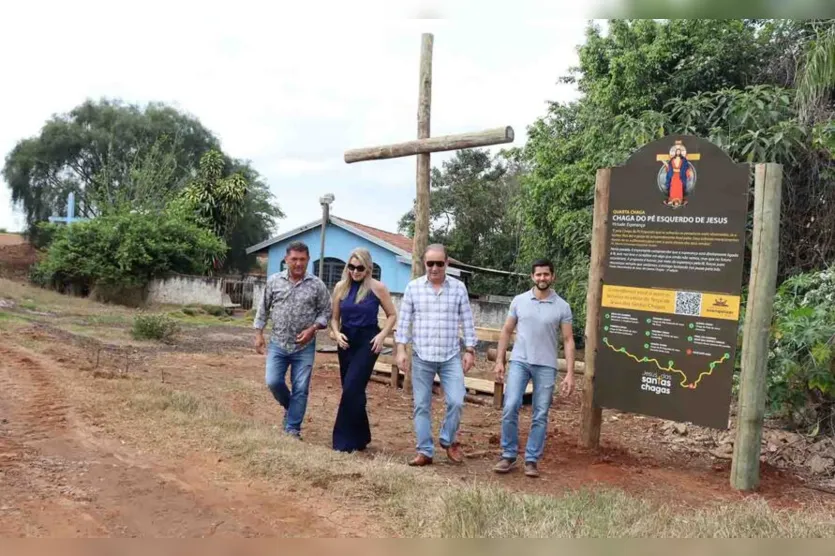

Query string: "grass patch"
[[0, 311, 30, 330], [0, 278, 136, 319], [201, 304, 226, 317], [167, 310, 247, 328], [82, 314, 131, 326], [438, 485, 835, 537], [131, 313, 179, 342], [105, 379, 835, 538]]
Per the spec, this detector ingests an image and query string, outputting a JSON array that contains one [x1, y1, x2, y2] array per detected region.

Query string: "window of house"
[[372, 263, 382, 280], [312, 257, 346, 289]]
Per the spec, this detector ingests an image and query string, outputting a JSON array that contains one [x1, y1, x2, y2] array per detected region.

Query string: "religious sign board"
[[592, 135, 749, 429]]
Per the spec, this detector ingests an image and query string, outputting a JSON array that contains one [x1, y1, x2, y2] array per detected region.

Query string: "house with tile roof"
[[245, 215, 472, 293]]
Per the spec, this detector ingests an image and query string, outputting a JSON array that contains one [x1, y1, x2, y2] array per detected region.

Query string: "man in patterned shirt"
[[395, 244, 477, 466], [254, 241, 331, 439]]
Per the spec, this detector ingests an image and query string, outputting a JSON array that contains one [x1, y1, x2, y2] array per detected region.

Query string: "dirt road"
[[1, 279, 834, 537], [0, 340, 379, 537]]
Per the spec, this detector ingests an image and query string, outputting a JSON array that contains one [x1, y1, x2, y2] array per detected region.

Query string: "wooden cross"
[[343, 33, 515, 279]]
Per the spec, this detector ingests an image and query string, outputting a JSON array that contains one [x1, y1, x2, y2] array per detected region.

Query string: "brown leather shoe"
[[408, 453, 433, 466], [445, 442, 463, 464]]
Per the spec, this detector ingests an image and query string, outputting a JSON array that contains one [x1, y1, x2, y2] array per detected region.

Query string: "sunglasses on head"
[[347, 263, 366, 272], [425, 260, 445, 268]]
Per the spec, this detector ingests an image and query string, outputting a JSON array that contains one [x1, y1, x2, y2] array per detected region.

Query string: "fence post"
[[730, 163, 782, 491], [579, 167, 610, 449]]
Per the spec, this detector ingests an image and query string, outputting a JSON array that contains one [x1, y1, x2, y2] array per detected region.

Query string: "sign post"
[[588, 135, 749, 430], [731, 163, 782, 491]]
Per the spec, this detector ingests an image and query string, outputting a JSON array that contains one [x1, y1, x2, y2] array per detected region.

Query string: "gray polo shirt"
[[508, 288, 573, 369]]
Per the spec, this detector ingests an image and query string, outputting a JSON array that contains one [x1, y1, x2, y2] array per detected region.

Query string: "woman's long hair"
[[333, 247, 374, 303]]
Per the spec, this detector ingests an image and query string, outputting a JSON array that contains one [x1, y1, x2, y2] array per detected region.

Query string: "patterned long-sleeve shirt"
[[253, 270, 332, 353], [394, 274, 477, 362]]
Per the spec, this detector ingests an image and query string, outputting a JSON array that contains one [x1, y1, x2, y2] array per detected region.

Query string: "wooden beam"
[[580, 168, 610, 449], [731, 163, 782, 492], [474, 326, 514, 343], [344, 126, 515, 164], [493, 381, 504, 409], [412, 32, 433, 281], [486, 348, 585, 373], [379, 321, 511, 344], [401, 33, 436, 393], [372, 361, 531, 397]]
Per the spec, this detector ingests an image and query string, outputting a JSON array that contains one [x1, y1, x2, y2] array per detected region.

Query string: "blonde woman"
[[329, 247, 397, 452]]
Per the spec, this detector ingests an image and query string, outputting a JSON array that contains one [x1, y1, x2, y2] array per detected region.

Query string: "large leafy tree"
[[3, 97, 283, 273], [3, 98, 220, 231], [398, 148, 527, 295]]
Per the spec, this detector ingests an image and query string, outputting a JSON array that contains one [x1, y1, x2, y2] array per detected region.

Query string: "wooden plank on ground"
[[371, 362, 531, 396], [377, 320, 513, 344]]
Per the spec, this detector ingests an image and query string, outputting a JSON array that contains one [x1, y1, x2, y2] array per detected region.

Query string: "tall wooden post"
[[404, 33, 433, 392], [412, 32, 433, 280], [318, 194, 334, 280], [731, 163, 782, 491], [579, 168, 611, 449]]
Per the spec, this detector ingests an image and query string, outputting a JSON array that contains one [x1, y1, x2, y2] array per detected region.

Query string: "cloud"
[[0, 0, 589, 238]]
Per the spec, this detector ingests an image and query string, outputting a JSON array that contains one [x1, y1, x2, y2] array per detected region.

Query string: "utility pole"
[[319, 193, 335, 281]]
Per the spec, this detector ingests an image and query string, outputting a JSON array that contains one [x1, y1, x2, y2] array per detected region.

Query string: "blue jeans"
[[265, 340, 316, 436], [411, 353, 466, 458], [501, 360, 556, 463]]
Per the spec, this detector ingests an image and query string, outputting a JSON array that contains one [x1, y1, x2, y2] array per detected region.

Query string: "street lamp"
[[319, 193, 335, 281]]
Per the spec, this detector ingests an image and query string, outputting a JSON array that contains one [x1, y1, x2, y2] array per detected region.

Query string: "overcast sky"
[[0, 1, 596, 240]]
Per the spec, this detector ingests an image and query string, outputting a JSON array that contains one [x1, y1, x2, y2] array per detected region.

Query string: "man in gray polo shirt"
[[492, 258, 576, 477]]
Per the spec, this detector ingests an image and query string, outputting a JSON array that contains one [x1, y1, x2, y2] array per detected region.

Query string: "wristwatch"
[[464, 347, 475, 354]]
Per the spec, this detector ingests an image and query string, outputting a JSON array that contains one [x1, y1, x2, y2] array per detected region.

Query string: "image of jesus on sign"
[[660, 142, 695, 208]]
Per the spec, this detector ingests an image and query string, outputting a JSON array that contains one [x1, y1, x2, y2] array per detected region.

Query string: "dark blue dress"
[[333, 281, 381, 452]]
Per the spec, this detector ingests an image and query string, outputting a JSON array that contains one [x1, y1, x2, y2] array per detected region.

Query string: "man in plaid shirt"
[[395, 244, 477, 466]]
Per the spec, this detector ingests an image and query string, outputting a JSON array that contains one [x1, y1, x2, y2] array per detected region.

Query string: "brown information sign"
[[593, 135, 749, 429]]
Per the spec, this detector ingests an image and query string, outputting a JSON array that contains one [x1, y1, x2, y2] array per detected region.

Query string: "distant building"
[[245, 215, 471, 293]]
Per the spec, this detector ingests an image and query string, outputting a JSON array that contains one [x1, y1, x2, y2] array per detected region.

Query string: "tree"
[[3, 98, 220, 235], [3, 97, 284, 273], [795, 20, 835, 121], [182, 150, 248, 238], [398, 148, 527, 294], [221, 162, 284, 274]]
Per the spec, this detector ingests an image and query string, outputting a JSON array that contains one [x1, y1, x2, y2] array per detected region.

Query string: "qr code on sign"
[[675, 291, 702, 316]]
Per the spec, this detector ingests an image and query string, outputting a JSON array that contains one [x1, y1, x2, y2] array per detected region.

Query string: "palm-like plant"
[[796, 23, 835, 122], [181, 150, 249, 272]]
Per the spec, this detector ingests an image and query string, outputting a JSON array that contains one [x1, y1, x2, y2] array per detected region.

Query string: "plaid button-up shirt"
[[395, 275, 477, 362]]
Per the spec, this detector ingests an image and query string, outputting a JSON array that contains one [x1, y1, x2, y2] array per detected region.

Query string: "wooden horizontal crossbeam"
[[344, 126, 515, 164], [486, 348, 585, 374]]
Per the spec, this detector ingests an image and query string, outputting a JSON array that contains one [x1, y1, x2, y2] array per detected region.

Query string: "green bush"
[[182, 307, 199, 316], [132, 313, 179, 342], [201, 304, 225, 317], [28, 222, 62, 250], [768, 267, 835, 430], [31, 210, 227, 295]]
